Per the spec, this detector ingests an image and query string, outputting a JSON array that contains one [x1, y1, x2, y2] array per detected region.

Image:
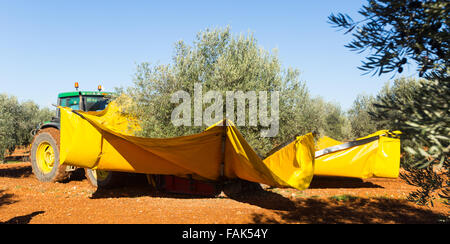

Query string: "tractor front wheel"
[[30, 128, 70, 182], [85, 169, 124, 189]]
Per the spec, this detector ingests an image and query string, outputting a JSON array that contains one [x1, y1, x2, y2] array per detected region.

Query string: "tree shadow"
[[0, 211, 45, 224], [0, 190, 17, 207], [309, 176, 383, 189], [250, 197, 449, 224], [0, 164, 32, 178], [225, 190, 296, 211], [219, 180, 297, 211]]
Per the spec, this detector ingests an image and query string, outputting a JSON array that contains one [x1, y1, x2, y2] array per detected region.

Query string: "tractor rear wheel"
[[30, 128, 70, 182]]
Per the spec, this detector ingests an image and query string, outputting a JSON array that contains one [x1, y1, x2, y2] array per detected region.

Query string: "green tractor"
[[30, 83, 123, 188]]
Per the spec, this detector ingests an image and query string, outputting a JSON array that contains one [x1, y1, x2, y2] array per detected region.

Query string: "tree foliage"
[[0, 94, 54, 161], [347, 94, 380, 138], [329, 0, 449, 206], [329, 0, 449, 77], [348, 77, 422, 138], [118, 27, 350, 156], [373, 77, 449, 205], [309, 97, 351, 141]]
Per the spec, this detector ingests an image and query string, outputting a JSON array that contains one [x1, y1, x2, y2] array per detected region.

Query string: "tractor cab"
[[58, 83, 113, 113], [57, 91, 112, 113], [41, 83, 113, 130]]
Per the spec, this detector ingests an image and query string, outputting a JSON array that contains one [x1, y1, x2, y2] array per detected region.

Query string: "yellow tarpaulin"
[[314, 131, 401, 179], [60, 102, 315, 190]]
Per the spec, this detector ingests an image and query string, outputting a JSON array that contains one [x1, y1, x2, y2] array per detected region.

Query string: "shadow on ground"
[[0, 211, 45, 224], [0, 164, 32, 178], [226, 190, 297, 211], [90, 185, 219, 200], [223, 182, 297, 211], [0, 190, 17, 207], [250, 197, 448, 224], [309, 176, 383, 189], [89, 179, 294, 209]]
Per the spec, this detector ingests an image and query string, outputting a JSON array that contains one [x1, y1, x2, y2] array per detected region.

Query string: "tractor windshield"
[[83, 96, 109, 111], [59, 96, 109, 112], [60, 96, 80, 110]]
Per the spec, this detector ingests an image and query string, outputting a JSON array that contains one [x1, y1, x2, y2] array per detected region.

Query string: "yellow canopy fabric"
[[315, 136, 342, 151], [314, 131, 401, 179], [60, 103, 315, 190]]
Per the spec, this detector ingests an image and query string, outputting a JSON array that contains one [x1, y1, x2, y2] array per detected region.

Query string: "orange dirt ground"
[[0, 162, 448, 224]]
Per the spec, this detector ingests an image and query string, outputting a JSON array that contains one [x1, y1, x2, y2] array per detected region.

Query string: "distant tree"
[[329, 0, 449, 206], [322, 103, 351, 141], [309, 98, 351, 141], [0, 94, 54, 161], [0, 94, 20, 161], [348, 77, 423, 138], [18, 101, 55, 145], [347, 94, 379, 138]]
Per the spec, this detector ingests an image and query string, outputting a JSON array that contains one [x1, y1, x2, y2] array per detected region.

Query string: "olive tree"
[[118, 27, 347, 156], [0, 94, 54, 162], [329, 0, 449, 205]]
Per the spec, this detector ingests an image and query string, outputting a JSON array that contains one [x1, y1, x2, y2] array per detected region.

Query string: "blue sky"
[[0, 0, 418, 110]]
